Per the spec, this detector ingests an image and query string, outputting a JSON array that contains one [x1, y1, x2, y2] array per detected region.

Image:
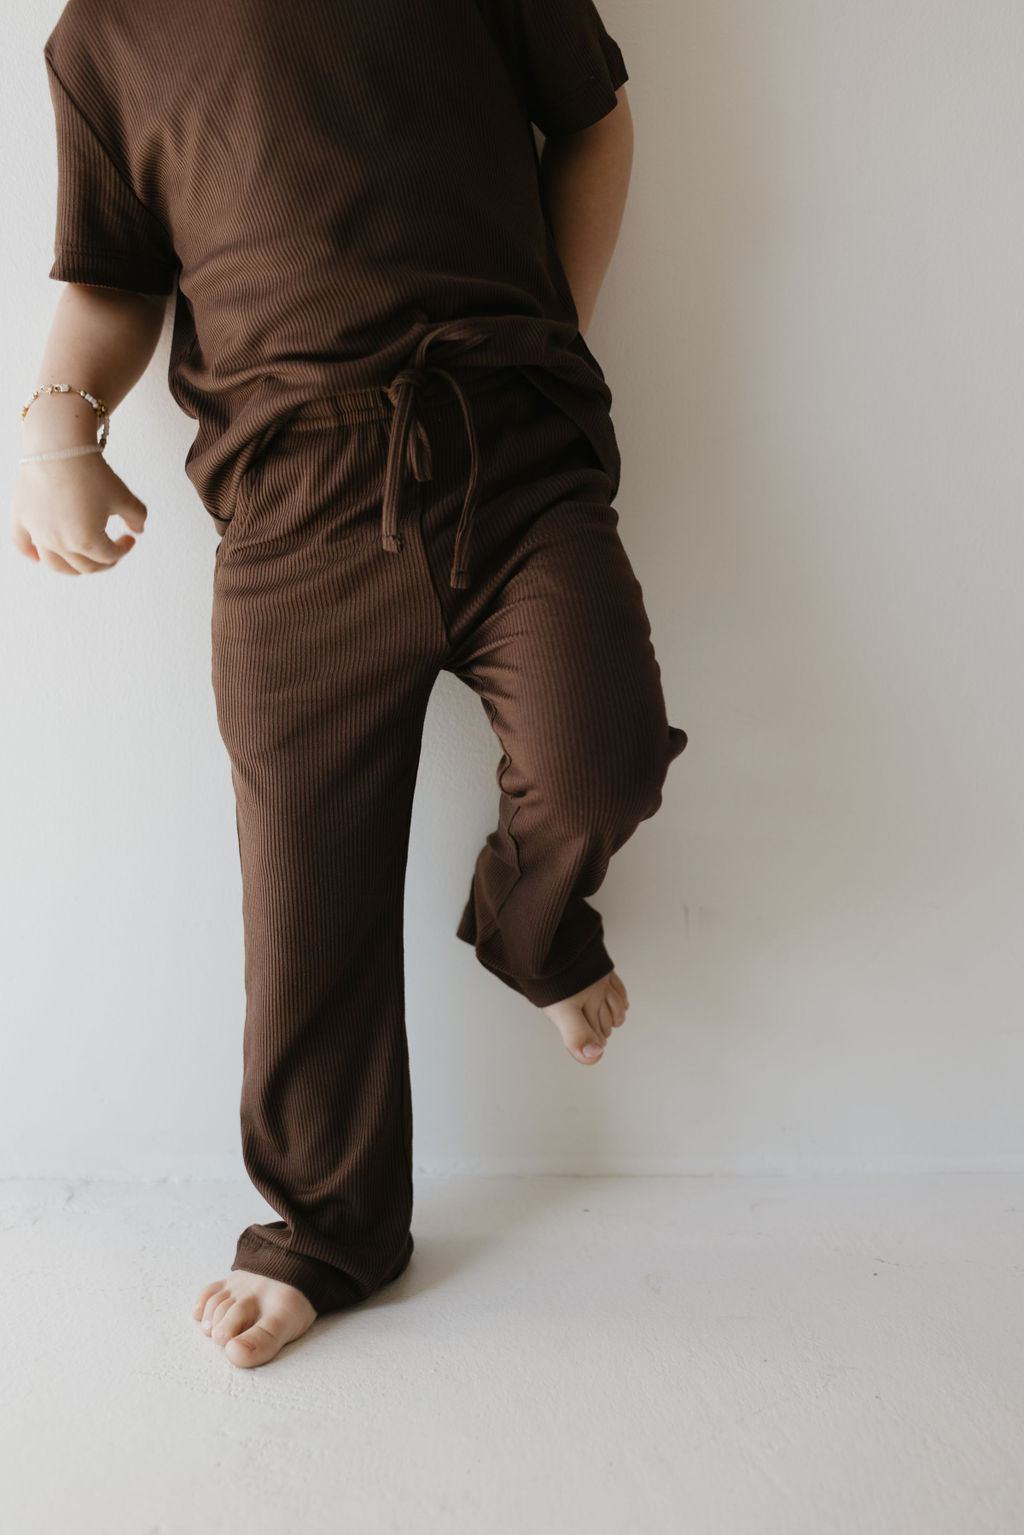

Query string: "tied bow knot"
[[386, 368, 436, 484], [380, 321, 494, 586]]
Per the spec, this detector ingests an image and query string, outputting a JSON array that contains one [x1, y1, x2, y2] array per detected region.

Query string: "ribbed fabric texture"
[[39, 0, 689, 1319], [212, 373, 686, 1314], [42, 0, 630, 524]]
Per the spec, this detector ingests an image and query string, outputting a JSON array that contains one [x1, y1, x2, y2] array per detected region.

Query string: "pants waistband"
[[284, 361, 512, 427], [287, 319, 526, 590]]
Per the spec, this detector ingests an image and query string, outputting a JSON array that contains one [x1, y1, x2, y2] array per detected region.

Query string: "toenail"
[[582, 1044, 603, 1058], [212, 1327, 226, 1341]]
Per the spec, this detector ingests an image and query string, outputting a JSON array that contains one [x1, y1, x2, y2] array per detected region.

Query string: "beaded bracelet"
[[20, 383, 110, 459], [20, 442, 106, 465]]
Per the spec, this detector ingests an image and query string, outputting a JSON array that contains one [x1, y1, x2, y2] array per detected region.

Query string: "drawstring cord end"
[[382, 531, 404, 554]]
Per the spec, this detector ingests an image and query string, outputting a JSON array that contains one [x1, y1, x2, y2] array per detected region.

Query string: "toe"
[[224, 1319, 288, 1368], [201, 1290, 231, 1331], [571, 1027, 605, 1063], [193, 1280, 225, 1320], [582, 999, 611, 1042], [212, 1298, 257, 1346], [210, 1296, 237, 1333]]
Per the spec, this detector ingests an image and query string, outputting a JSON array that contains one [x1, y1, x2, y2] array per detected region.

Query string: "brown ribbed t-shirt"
[[42, 0, 630, 526]]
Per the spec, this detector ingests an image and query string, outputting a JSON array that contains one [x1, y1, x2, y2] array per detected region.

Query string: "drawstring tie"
[[382, 319, 495, 589]]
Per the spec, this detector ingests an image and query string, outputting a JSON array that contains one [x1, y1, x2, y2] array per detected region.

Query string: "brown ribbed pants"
[[210, 365, 688, 1314]]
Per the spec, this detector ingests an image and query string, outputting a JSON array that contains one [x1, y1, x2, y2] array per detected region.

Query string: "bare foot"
[[193, 1269, 317, 1367], [541, 968, 630, 1064]]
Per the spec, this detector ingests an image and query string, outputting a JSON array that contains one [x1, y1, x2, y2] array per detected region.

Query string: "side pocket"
[[233, 453, 262, 529], [215, 441, 268, 559], [572, 427, 608, 476]]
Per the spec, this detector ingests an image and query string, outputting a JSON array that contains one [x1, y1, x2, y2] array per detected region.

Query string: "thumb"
[[107, 470, 148, 535]]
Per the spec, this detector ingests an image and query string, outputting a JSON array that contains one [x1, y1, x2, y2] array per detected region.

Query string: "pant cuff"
[[470, 931, 616, 1008], [232, 1229, 414, 1317]]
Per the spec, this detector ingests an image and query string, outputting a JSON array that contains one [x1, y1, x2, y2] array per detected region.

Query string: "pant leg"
[[210, 407, 447, 1315], [424, 380, 689, 1007]]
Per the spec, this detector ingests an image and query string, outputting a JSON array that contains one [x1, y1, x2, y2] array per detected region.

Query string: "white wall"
[[3, 0, 1023, 1180]]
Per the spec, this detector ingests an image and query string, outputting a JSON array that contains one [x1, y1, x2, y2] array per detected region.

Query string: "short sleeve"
[[513, 0, 629, 137], [44, 51, 179, 296]]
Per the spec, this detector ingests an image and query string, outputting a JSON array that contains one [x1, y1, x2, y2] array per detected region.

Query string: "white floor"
[[2, 1173, 1022, 1534]]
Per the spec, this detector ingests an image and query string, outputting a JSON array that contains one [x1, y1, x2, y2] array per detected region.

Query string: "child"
[[14, 0, 688, 1369]]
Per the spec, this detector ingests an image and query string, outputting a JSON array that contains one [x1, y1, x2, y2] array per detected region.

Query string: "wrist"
[[20, 443, 107, 468], [21, 394, 101, 452], [20, 384, 109, 454]]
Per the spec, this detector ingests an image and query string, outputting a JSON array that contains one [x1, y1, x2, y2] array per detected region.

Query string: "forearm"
[[538, 88, 634, 337], [22, 283, 167, 454]]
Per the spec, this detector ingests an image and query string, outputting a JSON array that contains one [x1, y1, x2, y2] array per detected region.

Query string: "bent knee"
[[543, 721, 686, 836]]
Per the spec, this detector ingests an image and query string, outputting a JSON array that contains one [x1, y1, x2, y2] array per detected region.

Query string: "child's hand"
[[10, 452, 148, 574]]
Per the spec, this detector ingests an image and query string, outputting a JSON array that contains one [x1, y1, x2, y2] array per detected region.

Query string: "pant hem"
[[232, 1229, 414, 1317], [468, 931, 616, 1008]]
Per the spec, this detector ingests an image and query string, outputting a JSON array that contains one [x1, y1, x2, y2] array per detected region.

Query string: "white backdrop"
[[3, 0, 1022, 1179]]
